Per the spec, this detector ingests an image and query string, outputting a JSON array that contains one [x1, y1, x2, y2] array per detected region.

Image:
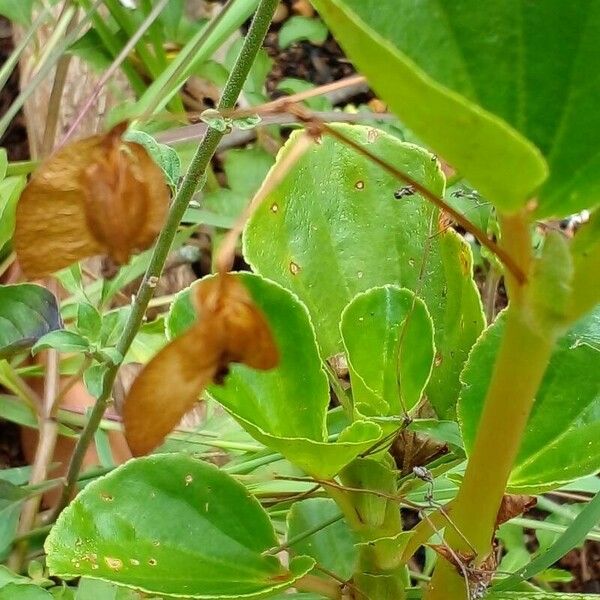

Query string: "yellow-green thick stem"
[[425, 306, 555, 599]]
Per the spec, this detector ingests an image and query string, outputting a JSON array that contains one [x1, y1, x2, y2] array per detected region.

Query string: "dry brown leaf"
[[495, 493, 537, 527], [14, 122, 169, 278], [123, 274, 279, 456]]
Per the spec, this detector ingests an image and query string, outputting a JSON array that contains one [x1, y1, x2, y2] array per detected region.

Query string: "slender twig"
[[41, 4, 79, 156], [50, 0, 280, 520]]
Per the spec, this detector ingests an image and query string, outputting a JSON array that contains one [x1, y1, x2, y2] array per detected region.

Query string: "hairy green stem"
[[51, 0, 279, 519]]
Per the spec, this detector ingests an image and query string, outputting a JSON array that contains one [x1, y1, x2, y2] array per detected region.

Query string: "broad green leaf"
[[341, 286, 434, 417], [310, 0, 548, 212], [459, 307, 600, 492], [325, 0, 600, 218], [168, 273, 381, 478], [244, 125, 484, 416], [32, 330, 90, 355], [0, 176, 26, 250], [0, 284, 62, 358], [287, 499, 356, 580], [0, 585, 53, 600], [278, 17, 328, 49], [46, 455, 314, 598]]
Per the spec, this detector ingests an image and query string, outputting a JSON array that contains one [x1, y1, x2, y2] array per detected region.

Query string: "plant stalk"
[[425, 306, 555, 599], [51, 0, 280, 519]]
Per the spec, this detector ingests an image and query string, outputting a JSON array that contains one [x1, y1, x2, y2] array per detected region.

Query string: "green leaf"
[[202, 147, 275, 226], [327, 0, 600, 217], [459, 307, 600, 492], [224, 146, 274, 198], [0, 585, 53, 600], [46, 455, 314, 598], [569, 210, 600, 321], [287, 499, 356, 580], [76, 577, 144, 600], [276, 78, 331, 111], [68, 30, 113, 73], [169, 273, 382, 478], [310, 0, 548, 213], [488, 594, 600, 600], [32, 330, 90, 355], [76, 303, 102, 342], [278, 16, 328, 49], [244, 125, 484, 416], [341, 286, 434, 417], [0, 284, 62, 359], [0, 176, 26, 250], [0, 0, 35, 25], [74, 580, 107, 600], [123, 130, 181, 188]]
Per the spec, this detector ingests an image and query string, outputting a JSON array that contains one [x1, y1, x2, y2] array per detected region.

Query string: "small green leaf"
[[0, 284, 62, 359], [0, 176, 26, 250], [46, 455, 314, 598], [341, 286, 434, 417], [276, 78, 331, 111], [230, 114, 262, 130], [169, 274, 382, 478], [123, 130, 181, 188], [76, 303, 102, 342], [83, 364, 108, 399], [287, 499, 356, 580], [459, 307, 600, 492], [278, 16, 328, 49], [310, 0, 548, 212], [0, 584, 53, 600], [199, 109, 229, 133], [32, 330, 90, 356]]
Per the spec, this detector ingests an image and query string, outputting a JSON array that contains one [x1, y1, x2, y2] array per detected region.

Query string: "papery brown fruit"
[[123, 274, 279, 456], [14, 122, 169, 279]]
